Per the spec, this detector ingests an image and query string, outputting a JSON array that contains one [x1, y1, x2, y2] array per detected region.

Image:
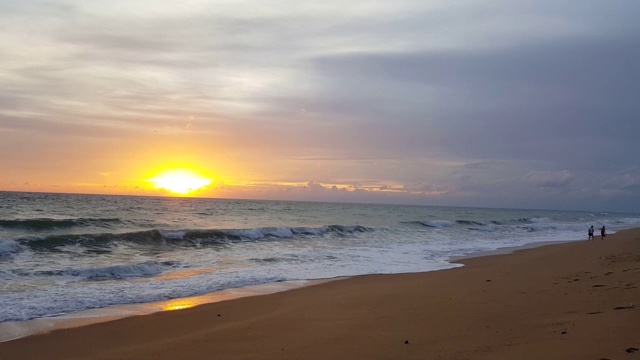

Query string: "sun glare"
[[149, 169, 212, 195], [163, 299, 197, 311]]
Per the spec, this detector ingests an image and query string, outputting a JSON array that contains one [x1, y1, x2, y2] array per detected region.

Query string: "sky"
[[1, 0, 639, 212]]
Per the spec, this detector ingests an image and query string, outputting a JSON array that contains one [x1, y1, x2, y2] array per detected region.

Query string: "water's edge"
[[449, 239, 579, 261], [0, 237, 589, 343], [0, 278, 339, 343]]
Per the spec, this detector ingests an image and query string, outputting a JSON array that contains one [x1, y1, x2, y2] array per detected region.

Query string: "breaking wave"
[[406, 217, 558, 229], [0, 239, 21, 256], [14, 224, 374, 251], [35, 261, 170, 281]]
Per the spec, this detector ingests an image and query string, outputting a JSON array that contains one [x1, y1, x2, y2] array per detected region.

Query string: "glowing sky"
[[1, 0, 639, 211]]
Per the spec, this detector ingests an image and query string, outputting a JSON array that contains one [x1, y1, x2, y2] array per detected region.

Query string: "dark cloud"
[[524, 171, 574, 188], [307, 31, 640, 174]]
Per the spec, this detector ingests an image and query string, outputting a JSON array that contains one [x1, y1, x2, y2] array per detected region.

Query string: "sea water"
[[1, 191, 638, 325]]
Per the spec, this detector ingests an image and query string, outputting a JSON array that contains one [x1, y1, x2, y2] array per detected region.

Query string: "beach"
[[8, 193, 634, 326], [1, 228, 638, 359]]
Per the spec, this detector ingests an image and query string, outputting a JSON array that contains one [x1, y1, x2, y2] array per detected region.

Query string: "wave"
[[490, 217, 552, 225], [35, 261, 170, 281], [0, 239, 21, 256], [17, 224, 374, 251], [0, 218, 123, 231], [404, 219, 487, 228], [402, 220, 455, 228], [405, 217, 559, 232], [455, 220, 487, 226]]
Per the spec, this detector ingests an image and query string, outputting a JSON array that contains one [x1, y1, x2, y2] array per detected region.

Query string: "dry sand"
[[1, 229, 639, 360]]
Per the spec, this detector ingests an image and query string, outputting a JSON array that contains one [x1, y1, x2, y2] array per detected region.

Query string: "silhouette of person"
[[588, 225, 594, 240], [600, 226, 606, 239]]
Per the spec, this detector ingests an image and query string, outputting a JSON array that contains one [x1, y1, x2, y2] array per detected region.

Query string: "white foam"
[[422, 220, 454, 228], [292, 227, 325, 235], [68, 261, 164, 280], [262, 228, 293, 238], [529, 217, 552, 223], [160, 231, 186, 240], [229, 229, 263, 240], [0, 239, 20, 255]]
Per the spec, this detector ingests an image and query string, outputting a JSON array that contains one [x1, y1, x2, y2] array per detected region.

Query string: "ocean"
[[1, 191, 639, 327]]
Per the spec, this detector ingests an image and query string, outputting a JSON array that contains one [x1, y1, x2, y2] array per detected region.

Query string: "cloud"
[[524, 170, 574, 188], [1, 1, 640, 211]]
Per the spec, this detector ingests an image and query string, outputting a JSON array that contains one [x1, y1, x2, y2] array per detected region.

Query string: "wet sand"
[[1, 229, 638, 360]]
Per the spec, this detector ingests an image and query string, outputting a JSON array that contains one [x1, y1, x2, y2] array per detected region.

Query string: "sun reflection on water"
[[163, 300, 197, 311]]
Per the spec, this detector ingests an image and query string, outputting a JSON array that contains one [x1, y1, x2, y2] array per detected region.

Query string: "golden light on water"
[[149, 169, 212, 195], [163, 299, 197, 311]]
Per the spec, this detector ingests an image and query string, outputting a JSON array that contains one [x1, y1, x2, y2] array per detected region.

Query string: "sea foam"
[[0, 239, 20, 256]]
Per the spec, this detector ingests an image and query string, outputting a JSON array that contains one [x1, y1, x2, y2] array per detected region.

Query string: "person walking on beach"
[[588, 225, 594, 240], [600, 226, 606, 239]]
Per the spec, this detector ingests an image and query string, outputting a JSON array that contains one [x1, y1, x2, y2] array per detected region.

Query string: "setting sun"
[[149, 169, 212, 195]]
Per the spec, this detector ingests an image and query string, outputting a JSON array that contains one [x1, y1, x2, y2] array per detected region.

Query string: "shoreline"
[[0, 236, 586, 343], [0, 279, 335, 343], [1, 228, 638, 359]]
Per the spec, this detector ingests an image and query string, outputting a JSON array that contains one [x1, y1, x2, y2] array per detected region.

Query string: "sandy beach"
[[1, 229, 638, 360]]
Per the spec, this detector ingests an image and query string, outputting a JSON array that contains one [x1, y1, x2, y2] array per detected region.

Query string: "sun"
[[149, 169, 212, 195]]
